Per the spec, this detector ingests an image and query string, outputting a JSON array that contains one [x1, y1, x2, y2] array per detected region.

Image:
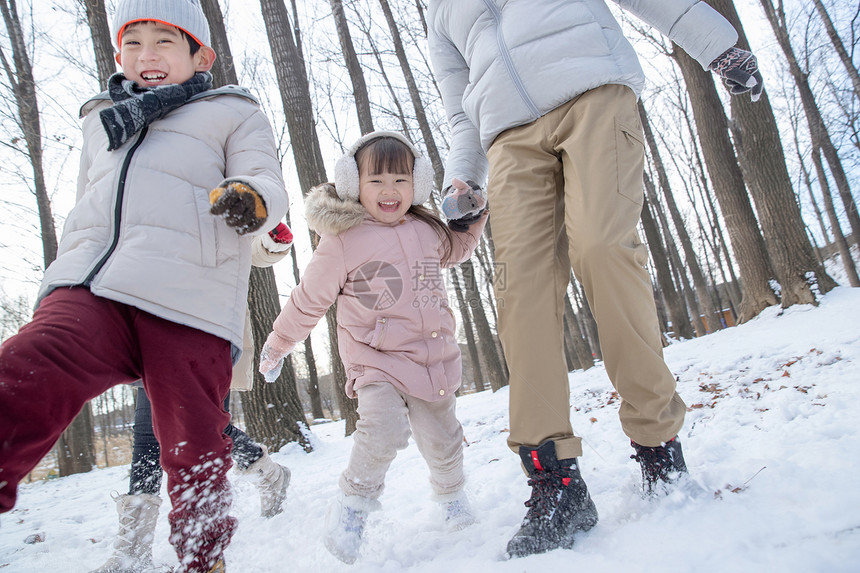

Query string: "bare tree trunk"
[[563, 292, 594, 369], [377, 0, 445, 190], [671, 46, 778, 322], [259, 0, 357, 434], [789, 107, 850, 282], [758, 0, 860, 254], [667, 95, 742, 314], [561, 304, 580, 371], [460, 259, 508, 390], [414, 0, 428, 36], [645, 170, 706, 336], [812, 0, 860, 102], [811, 146, 860, 286], [56, 405, 96, 475], [245, 266, 311, 451], [640, 100, 722, 332], [640, 188, 695, 340], [796, 142, 830, 251], [709, 0, 836, 306], [570, 278, 601, 361], [0, 2, 57, 267], [329, 0, 374, 134], [352, 13, 410, 135], [450, 267, 485, 393], [200, 0, 238, 87], [5, 0, 97, 477], [79, 0, 115, 87], [691, 159, 742, 313]]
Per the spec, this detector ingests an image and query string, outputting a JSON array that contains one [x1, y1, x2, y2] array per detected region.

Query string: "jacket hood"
[[305, 182, 366, 236]]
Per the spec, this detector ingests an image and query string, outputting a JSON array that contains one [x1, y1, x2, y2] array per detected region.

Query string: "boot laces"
[[631, 441, 674, 483], [343, 507, 366, 535], [524, 469, 568, 519], [445, 499, 467, 520], [115, 506, 140, 551]]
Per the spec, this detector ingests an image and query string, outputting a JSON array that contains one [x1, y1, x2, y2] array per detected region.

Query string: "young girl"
[[259, 131, 487, 564]]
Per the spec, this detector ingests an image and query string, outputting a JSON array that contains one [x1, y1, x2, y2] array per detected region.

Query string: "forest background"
[[0, 0, 857, 481]]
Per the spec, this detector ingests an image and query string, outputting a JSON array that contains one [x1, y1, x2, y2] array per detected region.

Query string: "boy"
[[0, 0, 288, 571], [92, 227, 294, 573]]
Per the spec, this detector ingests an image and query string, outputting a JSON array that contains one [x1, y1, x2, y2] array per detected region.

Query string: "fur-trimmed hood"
[[304, 182, 367, 236]]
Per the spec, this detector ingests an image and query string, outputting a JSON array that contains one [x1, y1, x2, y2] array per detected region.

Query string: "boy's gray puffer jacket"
[[428, 0, 738, 186], [37, 86, 289, 354]]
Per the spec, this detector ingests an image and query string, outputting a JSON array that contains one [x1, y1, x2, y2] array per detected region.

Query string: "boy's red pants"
[[0, 287, 236, 571]]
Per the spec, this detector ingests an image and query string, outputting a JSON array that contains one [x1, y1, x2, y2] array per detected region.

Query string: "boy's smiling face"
[[115, 21, 214, 87]]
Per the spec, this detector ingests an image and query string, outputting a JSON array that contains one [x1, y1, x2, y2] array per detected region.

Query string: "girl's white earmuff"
[[333, 131, 434, 205]]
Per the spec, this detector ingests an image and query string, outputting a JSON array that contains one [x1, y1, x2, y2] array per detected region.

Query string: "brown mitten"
[[210, 181, 268, 235]]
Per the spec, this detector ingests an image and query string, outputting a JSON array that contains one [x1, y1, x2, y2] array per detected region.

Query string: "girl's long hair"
[[355, 136, 453, 264]]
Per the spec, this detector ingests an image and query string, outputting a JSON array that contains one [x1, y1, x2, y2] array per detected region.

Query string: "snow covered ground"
[[2, 286, 860, 572]]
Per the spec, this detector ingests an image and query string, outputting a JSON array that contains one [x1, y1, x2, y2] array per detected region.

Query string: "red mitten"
[[263, 222, 294, 252]]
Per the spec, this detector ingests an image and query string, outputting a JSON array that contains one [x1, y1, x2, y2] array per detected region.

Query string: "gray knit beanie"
[[112, 0, 211, 49]]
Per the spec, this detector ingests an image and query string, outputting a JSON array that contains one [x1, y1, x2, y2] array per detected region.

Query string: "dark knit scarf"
[[99, 71, 213, 151]]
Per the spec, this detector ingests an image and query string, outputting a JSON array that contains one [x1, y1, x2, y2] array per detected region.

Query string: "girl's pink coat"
[[272, 184, 487, 401]]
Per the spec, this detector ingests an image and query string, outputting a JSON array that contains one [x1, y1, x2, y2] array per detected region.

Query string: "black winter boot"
[[630, 436, 688, 495], [506, 441, 598, 558]]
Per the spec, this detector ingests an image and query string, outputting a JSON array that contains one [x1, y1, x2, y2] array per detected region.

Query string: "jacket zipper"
[[83, 126, 149, 286], [480, 0, 541, 119]]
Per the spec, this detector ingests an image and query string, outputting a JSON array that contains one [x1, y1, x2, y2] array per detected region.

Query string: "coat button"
[[439, 389, 445, 396], [431, 331, 438, 338]]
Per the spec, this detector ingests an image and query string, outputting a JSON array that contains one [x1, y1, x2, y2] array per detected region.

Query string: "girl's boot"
[[436, 490, 477, 532], [238, 448, 291, 518], [323, 493, 380, 564]]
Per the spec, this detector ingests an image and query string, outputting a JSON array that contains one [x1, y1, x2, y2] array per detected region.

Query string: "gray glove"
[[709, 47, 764, 102]]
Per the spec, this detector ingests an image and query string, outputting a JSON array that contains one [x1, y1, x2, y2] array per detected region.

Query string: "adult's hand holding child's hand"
[[210, 181, 268, 235], [442, 178, 486, 220], [444, 178, 487, 232]]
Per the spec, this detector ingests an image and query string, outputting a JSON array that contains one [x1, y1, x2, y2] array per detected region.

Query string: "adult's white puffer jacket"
[[37, 87, 289, 354], [428, 0, 738, 185]]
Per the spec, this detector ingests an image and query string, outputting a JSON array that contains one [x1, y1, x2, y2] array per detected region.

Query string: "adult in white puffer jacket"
[[428, 0, 763, 558]]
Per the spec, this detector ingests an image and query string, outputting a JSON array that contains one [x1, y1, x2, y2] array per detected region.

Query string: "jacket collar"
[[304, 182, 367, 236]]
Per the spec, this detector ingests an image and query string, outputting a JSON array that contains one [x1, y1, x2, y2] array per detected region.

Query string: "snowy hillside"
[[2, 287, 860, 572]]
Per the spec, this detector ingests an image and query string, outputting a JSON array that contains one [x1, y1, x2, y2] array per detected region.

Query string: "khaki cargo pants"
[[487, 84, 686, 460]]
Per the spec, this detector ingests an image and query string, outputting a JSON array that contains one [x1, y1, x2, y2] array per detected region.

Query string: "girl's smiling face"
[[116, 21, 214, 87], [356, 142, 415, 225]]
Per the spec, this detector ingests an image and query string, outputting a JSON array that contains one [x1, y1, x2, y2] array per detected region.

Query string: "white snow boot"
[[323, 493, 380, 564], [436, 490, 477, 532], [90, 493, 162, 573], [239, 448, 291, 518]]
